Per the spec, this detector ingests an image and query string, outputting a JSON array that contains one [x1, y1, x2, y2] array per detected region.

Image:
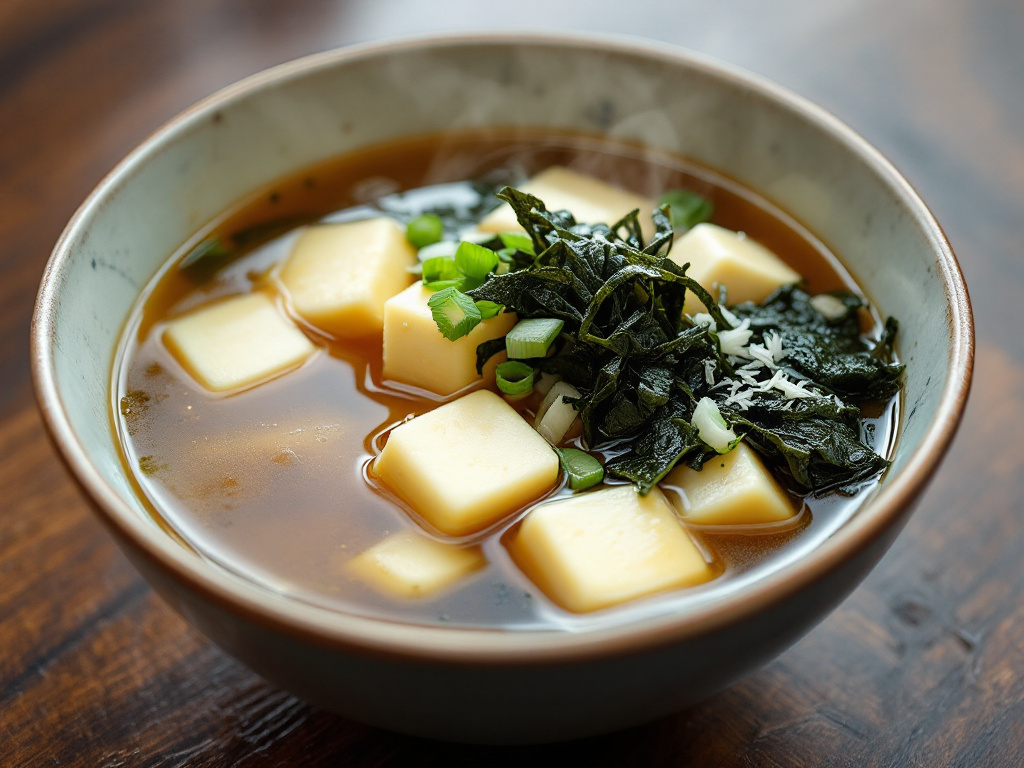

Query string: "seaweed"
[[459, 186, 904, 496]]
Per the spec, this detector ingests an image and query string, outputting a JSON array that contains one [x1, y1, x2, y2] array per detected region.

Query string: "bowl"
[[32, 33, 973, 744]]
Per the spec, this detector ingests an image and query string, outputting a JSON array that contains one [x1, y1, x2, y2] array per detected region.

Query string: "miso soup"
[[113, 130, 900, 631]]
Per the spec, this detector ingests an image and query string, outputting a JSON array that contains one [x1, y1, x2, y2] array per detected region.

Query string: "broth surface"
[[114, 130, 898, 630]]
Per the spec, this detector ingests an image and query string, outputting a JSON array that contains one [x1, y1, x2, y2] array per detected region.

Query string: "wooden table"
[[3, 1, 1020, 765]]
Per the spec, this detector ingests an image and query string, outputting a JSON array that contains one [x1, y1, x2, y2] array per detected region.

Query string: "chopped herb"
[[421, 256, 463, 290], [691, 397, 739, 454], [495, 361, 535, 397], [505, 318, 564, 360], [427, 287, 482, 340], [406, 213, 445, 248], [555, 448, 604, 491], [454, 241, 501, 280], [475, 300, 504, 320]]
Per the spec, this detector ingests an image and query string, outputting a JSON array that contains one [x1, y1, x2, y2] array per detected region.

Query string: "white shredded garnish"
[[774, 376, 819, 399], [717, 319, 752, 356], [748, 343, 776, 369], [704, 359, 717, 386], [691, 312, 716, 330], [758, 370, 786, 392], [719, 305, 742, 328], [764, 330, 787, 363]]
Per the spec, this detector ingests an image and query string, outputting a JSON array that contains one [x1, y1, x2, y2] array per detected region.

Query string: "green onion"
[[454, 241, 500, 280], [422, 256, 469, 291], [505, 318, 564, 359], [556, 448, 604, 492], [499, 231, 535, 255], [691, 397, 738, 454], [475, 300, 503, 320], [406, 214, 444, 248], [427, 287, 482, 340], [421, 256, 459, 283], [535, 381, 581, 445], [495, 361, 534, 397], [658, 189, 714, 231]]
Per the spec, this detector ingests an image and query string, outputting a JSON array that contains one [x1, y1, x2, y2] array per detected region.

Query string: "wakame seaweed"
[[451, 186, 903, 496]]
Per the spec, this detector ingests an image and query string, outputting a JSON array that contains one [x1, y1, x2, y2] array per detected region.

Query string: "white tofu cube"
[[375, 390, 559, 536], [510, 484, 715, 613], [162, 292, 316, 392], [278, 218, 416, 337], [478, 166, 657, 242], [347, 531, 485, 598], [661, 443, 796, 526], [667, 223, 801, 314], [382, 283, 518, 396]]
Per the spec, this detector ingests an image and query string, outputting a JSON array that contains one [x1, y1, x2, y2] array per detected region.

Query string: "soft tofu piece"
[[278, 217, 416, 337], [347, 531, 485, 598], [162, 292, 316, 392], [375, 390, 559, 536], [382, 283, 517, 396], [510, 484, 715, 613], [477, 166, 657, 241], [662, 442, 795, 526], [667, 222, 801, 314]]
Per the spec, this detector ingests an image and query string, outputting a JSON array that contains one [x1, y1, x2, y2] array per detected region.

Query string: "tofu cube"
[[278, 218, 416, 337], [347, 531, 485, 598], [667, 223, 801, 314], [382, 283, 518, 396], [477, 166, 657, 242], [375, 390, 559, 536], [162, 292, 315, 392], [510, 484, 715, 613], [661, 443, 796, 526]]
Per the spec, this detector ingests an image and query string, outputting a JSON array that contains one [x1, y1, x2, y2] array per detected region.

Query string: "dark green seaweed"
[[461, 186, 903, 496]]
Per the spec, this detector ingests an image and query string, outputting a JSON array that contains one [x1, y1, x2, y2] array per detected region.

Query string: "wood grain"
[[3, 1, 1022, 765]]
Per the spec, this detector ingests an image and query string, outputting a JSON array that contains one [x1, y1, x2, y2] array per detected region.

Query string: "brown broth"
[[113, 129, 897, 630]]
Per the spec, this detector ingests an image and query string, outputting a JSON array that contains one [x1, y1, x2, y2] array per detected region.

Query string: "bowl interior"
[[35, 35, 970, 655]]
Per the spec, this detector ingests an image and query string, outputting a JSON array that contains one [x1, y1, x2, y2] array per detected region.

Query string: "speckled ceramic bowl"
[[32, 33, 972, 744]]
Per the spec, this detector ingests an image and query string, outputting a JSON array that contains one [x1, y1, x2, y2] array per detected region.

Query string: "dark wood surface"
[[2, 1, 1020, 765]]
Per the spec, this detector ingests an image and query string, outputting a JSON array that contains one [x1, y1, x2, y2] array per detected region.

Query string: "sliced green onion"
[[691, 397, 738, 454], [427, 287, 482, 340], [555, 448, 604, 492], [499, 231, 535, 255], [505, 318, 564, 359], [421, 256, 459, 284], [495, 361, 534, 397], [454, 241, 500, 280], [534, 372, 560, 397], [475, 300, 503, 320], [658, 189, 714, 231], [406, 214, 444, 248], [535, 381, 581, 445]]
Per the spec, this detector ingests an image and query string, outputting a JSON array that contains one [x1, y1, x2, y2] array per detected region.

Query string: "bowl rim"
[[32, 30, 974, 665]]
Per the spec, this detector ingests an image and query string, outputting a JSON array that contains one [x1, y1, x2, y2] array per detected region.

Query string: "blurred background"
[[3, 1, 1023, 765]]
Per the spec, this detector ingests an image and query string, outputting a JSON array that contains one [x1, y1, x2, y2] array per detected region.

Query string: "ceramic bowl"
[[32, 33, 972, 744]]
